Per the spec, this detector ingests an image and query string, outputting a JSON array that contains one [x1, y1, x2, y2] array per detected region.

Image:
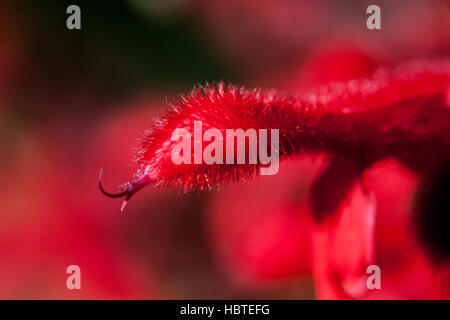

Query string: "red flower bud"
[[100, 59, 450, 211]]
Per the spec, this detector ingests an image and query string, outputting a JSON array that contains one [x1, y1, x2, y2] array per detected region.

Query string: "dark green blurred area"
[[20, 0, 225, 99]]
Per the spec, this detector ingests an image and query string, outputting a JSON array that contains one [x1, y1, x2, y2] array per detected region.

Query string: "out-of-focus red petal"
[[364, 160, 444, 299], [314, 159, 448, 299], [434, 262, 450, 299], [289, 44, 380, 90], [311, 182, 376, 299]]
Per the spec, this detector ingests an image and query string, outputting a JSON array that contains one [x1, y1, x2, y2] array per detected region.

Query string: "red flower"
[[101, 59, 450, 202], [313, 159, 450, 299], [100, 59, 450, 298]]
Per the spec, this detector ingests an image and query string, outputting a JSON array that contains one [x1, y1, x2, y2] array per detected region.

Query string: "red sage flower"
[[99, 59, 450, 297]]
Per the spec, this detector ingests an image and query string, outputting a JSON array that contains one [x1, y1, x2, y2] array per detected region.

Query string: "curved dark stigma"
[[98, 168, 151, 212]]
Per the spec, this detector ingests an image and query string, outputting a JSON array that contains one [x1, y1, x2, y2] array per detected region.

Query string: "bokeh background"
[[0, 0, 449, 299]]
